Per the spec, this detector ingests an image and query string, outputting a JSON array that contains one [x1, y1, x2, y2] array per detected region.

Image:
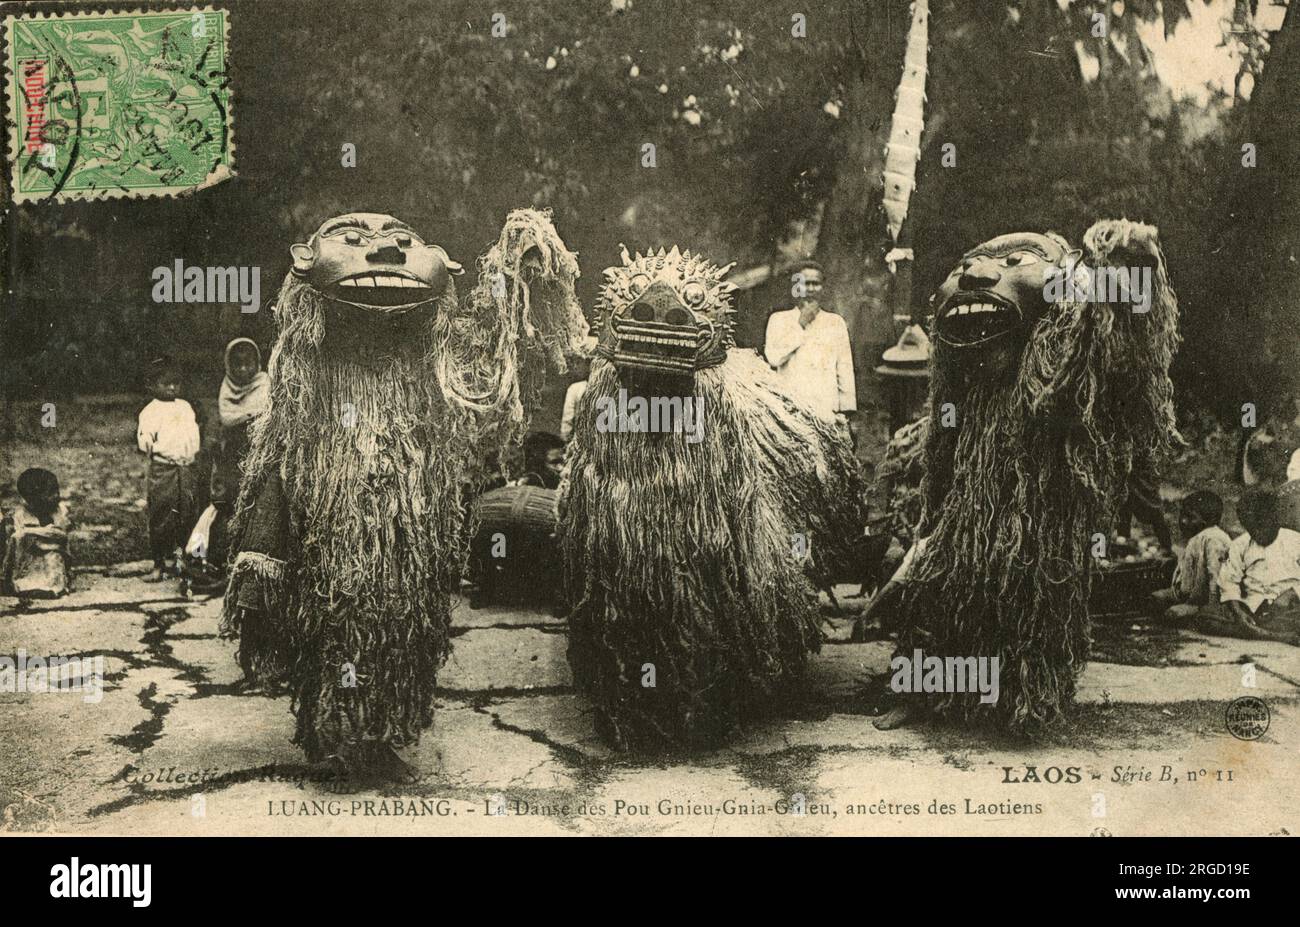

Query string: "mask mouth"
[[936, 292, 1021, 348], [609, 318, 711, 375], [325, 270, 439, 312]]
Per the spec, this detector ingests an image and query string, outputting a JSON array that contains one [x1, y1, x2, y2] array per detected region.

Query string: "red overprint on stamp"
[[20, 57, 47, 152]]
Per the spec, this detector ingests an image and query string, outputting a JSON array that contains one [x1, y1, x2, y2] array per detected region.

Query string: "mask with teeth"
[[932, 231, 1071, 370], [289, 212, 462, 317], [595, 246, 738, 383], [225, 206, 585, 770], [897, 219, 1180, 733]]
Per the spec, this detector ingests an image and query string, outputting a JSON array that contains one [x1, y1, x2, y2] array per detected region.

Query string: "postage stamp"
[[4, 5, 232, 203]]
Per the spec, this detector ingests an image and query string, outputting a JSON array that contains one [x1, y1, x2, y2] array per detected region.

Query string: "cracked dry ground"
[[2, 566, 1297, 836]]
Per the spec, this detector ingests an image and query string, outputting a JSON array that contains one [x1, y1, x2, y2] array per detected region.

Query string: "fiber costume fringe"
[[444, 209, 586, 455], [561, 247, 867, 751], [225, 551, 287, 682], [896, 219, 1180, 733], [221, 210, 582, 766]]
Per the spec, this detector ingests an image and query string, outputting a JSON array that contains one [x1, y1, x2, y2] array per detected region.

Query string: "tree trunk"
[[815, 0, 914, 407], [1232, 0, 1300, 411]]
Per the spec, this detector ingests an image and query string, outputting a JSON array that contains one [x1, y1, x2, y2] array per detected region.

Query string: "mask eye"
[[1000, 251, 1040, 267], [628, 273, 652, 297], [681, 280, 708, 308], [343, 230, 363, 246]]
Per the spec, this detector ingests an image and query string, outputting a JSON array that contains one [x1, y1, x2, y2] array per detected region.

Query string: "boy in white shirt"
[[1202, 488, 1300, 644], [137, 359, 201, 582]]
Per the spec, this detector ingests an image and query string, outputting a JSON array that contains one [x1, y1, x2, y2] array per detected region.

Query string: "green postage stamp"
[[5, 5, 233, 203]]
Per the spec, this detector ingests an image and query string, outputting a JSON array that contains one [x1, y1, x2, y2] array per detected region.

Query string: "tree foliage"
[[2, 0, 1290, 425]]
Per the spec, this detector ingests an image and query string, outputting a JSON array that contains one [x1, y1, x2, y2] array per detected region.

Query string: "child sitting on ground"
[[1153, 490, 1232, 620], [1199, 487, 1300, 644], [137, 358, 201, 583], [1, 468, 71, 598]]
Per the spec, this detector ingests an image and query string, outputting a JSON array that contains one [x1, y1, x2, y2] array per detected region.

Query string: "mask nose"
[[368, 242, 407, 264], [626, 281, 694, 325], [958, 255, 1000, 289]]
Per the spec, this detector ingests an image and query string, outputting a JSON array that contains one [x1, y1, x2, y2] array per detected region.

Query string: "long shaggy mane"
[[899, 219, 1180, 733], [222, 212, 583, 761], [560, 351, 866, 751], [224, 275, 473, 758], [447, 208, 585, 458]]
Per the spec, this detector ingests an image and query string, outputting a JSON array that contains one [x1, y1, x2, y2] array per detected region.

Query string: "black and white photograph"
[[0, 0, 1296, 866]]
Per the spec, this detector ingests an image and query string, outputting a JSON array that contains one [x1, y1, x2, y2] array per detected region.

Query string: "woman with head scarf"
[[218, 338, 271, 429], [199, 338, 271, 592]]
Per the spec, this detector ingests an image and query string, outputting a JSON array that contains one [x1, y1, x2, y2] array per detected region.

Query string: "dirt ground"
[[1, 569, 1296, 836], [2, 399, 1293, 836]]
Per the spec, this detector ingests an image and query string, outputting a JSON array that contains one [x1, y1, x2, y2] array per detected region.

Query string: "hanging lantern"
[[875, 323, 931, 438]]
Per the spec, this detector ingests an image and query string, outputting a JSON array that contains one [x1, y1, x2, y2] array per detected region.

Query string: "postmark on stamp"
[[4, 5, 233, 203]]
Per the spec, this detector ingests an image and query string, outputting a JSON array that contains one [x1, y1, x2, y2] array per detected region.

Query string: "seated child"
[[1154, 490, 1231, 619], [137, 358, 201, 583], [1199, 487, 1300, 644], [1, 468, 71, 598]]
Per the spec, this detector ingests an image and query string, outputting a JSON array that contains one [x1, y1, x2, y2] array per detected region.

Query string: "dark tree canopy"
[[2, 0, 1291, 426]]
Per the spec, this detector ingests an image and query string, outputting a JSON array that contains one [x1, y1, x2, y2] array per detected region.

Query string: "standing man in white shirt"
[[763, 261, 857, 429]]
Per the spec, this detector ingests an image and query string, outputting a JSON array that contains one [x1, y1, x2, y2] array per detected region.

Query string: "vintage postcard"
[[0, 0, 1296, 852]]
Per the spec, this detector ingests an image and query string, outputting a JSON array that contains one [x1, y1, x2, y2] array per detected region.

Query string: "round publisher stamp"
[[1225, 696, 1269, 741]]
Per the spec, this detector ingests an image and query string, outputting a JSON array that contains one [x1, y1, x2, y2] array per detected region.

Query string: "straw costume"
[[561, 246, 866, 750], [884, 220, 1180, 733], [222, 210, 583, 778]]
